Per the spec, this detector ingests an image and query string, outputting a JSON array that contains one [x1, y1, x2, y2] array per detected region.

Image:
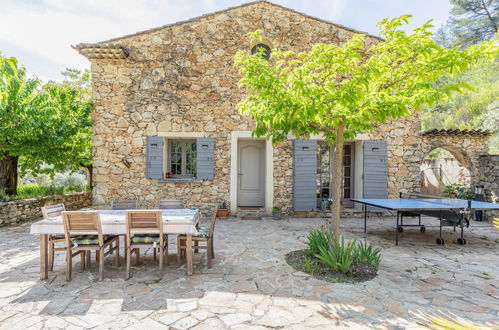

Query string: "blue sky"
[[0, 0, 451, 82]]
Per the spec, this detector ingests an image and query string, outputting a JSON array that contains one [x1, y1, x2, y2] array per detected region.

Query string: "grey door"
[[237, 140, 265, 207]]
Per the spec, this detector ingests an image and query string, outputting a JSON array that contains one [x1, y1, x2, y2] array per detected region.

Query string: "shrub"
[[315, 236, 355, 273], [443, 183, 473, 199], [52, 172, 87, 189], [304, 228, 382, 277], [303, 255, 320, 274], [354, 240, 382, 269], [306, 229, 330, 257]]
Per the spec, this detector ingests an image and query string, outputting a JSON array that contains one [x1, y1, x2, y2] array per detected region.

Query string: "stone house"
[[75, 1, 494, 215]]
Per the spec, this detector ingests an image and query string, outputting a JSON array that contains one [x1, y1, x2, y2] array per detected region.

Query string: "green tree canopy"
[[234, 16, 497, 239], [436, 0, 498, 48], [0, 54, 92, 195]]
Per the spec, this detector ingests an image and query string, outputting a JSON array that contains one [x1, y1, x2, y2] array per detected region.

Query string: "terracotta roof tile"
[[418, 129, 493, 136]]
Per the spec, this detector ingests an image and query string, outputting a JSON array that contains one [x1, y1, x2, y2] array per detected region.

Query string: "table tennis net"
[[400, 193, 472, 209]]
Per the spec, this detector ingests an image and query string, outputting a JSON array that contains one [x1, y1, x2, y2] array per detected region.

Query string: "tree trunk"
[[330, 121, 345, 241], [0, 153, 18, 195]]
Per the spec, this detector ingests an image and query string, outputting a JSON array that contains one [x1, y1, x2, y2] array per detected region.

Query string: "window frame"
[[167, 139, 197, 178]]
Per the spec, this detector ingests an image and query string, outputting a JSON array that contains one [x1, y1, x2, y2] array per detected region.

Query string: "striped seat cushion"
[[72, 235, 110, 246], [131, 234, 162, 244], [196, 227, 209, 238]]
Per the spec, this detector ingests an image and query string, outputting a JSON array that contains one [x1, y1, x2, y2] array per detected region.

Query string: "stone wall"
[[85, 1, 388, 214], [0, 191, 92, 226], [479, 154, 499, 204], [80, 2, 492, 215]]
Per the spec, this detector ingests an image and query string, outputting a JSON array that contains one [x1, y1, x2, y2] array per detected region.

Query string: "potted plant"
[[272, 206, 282, 220], [217, 200, 229, 217], [328, 199, 345, 211]]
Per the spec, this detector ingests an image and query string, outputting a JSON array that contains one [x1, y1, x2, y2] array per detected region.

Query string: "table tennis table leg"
[[395, 211, 399, 246], [364, 204, 367, 233]]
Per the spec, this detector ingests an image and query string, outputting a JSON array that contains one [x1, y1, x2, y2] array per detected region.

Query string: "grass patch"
[[0, 184, 89, 202]]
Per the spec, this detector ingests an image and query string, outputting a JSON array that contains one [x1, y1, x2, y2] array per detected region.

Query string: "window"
[[251, 43, 271, 61], [169, 140, 197, 177]]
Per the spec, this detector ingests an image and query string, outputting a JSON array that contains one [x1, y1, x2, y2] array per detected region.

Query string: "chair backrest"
[[208, 206, 219, 237], [158, 199, 184, 209], [41, 203, 66, 219], [126, 210, 163, 237], [62, 211, 103, 246], [111, 200, 138, 210]]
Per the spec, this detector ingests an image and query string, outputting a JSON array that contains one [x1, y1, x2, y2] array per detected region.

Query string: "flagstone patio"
[[0, 215, 498, 329]]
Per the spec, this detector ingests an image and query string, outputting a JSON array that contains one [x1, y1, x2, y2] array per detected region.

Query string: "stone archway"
[[419, 129, 492, 188]]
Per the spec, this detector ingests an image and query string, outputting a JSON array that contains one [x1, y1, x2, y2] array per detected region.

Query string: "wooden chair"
[[41, 204, 66, 271], [158, 199, 184, 209], [177, 206, 218, 268], [111, 200, 138, 210], [62, 211, 120, 281], [125, 210, 168, 279]]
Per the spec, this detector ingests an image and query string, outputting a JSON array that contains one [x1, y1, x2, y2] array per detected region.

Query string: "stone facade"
[[479, 154, 499, 204], [0, 191, 92, 226], [76, 1, 494, 215]]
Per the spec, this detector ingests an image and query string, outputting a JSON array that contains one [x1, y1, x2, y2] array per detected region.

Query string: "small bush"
[[443, 184, 473, 199], [315, 236, 355, 273], [52, 172, 87, 189], [306, 229, 330, 257], [298, 228, 382, 281], [354, 240, 382, 269]]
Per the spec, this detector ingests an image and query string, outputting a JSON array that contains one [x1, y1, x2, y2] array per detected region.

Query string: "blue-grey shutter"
[[146, 136, 164, 180], [293, 139, 317, 211], [363, 140, 388, 211], [196, 137, 214, 180]]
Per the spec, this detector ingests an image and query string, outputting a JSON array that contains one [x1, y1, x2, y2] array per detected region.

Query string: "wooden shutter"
[[293, 139, 317, 211], [196, 137, 214, 180], [146, 136, 164, 180], [363, 140, 388, 211]]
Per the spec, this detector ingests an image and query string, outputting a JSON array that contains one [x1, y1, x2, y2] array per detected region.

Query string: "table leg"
[[40, 234, 48, 280], [395, 212, 400, 246], [364, 204, 367, 233], [186, 234, 193, 276]]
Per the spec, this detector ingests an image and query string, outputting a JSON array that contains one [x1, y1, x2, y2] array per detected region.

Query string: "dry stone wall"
[[0, 191, 92, 226], [87, 2, 394, 213], [85, 2, 494, 215], [479, 154, 499, 204]]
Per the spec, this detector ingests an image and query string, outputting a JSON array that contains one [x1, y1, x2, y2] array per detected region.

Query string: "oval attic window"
[[251, 43, 271, 60]]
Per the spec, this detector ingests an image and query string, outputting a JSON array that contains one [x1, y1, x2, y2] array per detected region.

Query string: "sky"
[[0, 0, 452, 82]]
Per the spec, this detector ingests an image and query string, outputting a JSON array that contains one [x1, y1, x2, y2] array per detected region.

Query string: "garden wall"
[[479, 154, 498, 221], [479, 154, 499, 203], [0, 191, 91, 226]]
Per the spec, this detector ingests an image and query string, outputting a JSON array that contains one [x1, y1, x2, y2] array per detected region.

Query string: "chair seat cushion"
[[196, 227, 209, 237], [72, 235, 110, 246], [131, 234, 163, 244]]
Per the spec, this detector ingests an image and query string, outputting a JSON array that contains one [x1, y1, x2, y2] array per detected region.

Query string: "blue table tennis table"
[[352, 193, 499, 246]]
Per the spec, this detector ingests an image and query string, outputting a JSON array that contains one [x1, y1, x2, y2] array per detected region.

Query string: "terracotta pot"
[[217, 209, 229, 217]]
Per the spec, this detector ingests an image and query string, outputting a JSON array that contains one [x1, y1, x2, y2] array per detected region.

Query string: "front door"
[[237, 140, 265, 207]]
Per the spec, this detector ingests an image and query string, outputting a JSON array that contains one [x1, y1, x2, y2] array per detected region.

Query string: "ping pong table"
[[352, 193, 499, 246]]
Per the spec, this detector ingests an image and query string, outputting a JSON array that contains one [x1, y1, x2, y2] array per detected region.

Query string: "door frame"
[[229, 131, 273, 214], [237, 139, 265, 207]]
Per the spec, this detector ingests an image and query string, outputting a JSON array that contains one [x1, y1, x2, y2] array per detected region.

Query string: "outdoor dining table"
[[30, 208, 202, 279]]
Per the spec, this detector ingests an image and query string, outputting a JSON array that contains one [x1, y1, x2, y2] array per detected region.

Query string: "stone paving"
[[0, 215, 498, 329]]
